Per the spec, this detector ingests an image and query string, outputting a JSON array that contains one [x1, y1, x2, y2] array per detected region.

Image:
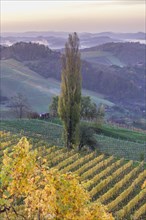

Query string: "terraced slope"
[[0, 131, 145, 220]]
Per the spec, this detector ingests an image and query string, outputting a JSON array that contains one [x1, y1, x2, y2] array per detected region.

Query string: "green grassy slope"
[[1, 59, 60, 112], [81, 51, 125, 67], [0, 59, 114, 115], [0, 119, 63, 148], [0, 119, 145, 162], [101, 124, 146, 143], [95, 134, 146, 162]]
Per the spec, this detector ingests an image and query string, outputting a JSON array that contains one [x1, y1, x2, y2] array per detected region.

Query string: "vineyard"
[[1, 119, 146, 162], [0, 130, 146, 220]]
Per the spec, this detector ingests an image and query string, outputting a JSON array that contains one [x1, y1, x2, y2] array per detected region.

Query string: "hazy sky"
[[1, 0, 145, 33]]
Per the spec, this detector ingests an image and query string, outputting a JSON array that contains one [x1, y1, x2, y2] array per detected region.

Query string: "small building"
[[40, 112, 50, 119]]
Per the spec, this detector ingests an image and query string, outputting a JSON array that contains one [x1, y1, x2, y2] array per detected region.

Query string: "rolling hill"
[[0, 59, 114, 117], [1, 59, 60, 113], [1, 42, 145, 102], [1, 31, 145, 49], [81, 42, 145, 66], [0, 42, 145, 124], [81, 50, 125, 67]]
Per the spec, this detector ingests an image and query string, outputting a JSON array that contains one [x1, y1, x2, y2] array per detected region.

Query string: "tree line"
[[49, 95, 104, 121]]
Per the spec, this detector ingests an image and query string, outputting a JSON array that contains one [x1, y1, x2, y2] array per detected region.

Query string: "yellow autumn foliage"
[[0, 137, 114, 220], [142, 180, 146, 189]]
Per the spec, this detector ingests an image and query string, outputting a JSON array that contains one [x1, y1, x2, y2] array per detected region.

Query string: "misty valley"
[[0, 32, 146, 130]]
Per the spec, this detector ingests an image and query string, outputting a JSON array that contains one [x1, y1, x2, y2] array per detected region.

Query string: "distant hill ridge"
[[1, 31, 145, 49], [81, 42, 145, 66], [0, 41, 60, 61]]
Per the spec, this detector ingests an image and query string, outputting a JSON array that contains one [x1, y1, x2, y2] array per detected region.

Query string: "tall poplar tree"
[[58, 32, 81, 149]]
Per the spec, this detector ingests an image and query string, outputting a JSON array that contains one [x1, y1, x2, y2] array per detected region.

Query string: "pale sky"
[[1, 0, 145, 33]]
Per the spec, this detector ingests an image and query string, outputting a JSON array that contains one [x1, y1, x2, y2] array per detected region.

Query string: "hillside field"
[[0, 121, 146, 220], [0, 119, 146, 162], [0, 59, 114, 117], [81, 50, 125, 67]]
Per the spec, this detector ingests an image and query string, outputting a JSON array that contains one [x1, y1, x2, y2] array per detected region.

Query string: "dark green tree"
[[49, 96, 59, 117], [49, 95, 97, 120], [81, 96, 97, 120], [78, 123, 98, 151], [58, 33, 81, 149]]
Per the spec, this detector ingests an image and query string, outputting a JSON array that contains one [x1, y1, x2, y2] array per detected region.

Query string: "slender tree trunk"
[[67, 117, 73, 149], [37, 209, 41, 220], [20, 106, 22, 119]]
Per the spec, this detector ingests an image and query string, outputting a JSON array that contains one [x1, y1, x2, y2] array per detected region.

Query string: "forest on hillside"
[[0, 42, 145, 104]]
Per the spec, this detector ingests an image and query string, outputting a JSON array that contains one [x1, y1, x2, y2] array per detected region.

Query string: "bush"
[[78, 123, 98, 151]]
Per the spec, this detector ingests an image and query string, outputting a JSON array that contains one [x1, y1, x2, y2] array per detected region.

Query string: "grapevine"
[[81, 156, 114, 180], [90, 160, 133, 199], [132, 202, 146, 220], [116, 188, 146, 219], [98, 162, 144, 204], [107, 169, 146, 212]]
